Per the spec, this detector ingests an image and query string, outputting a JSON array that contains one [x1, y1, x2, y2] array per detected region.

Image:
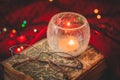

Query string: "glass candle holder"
[[47, 12, 90, 57]]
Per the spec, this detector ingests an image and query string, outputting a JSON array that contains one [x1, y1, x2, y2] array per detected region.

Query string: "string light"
[[21, 24, 25, 28], [15, 46, 24, 54], [17, 35, 27, 43], [10, 33, 15, 38], [23, 20, 27, 24], [94, 9, 99, 14], [3, 27, 7, 32], [93, 8, 101, 20], [49, 0, 54, 2], [97, 14, 102, 19], [11, 45, 25, 54], [97, 14, 101, 19], [21, 20, 27, 28], [33, 28, 38, 32], [17, 48, 21, 52], [20, 46, 24, 49], [12, 29, 16, 34]]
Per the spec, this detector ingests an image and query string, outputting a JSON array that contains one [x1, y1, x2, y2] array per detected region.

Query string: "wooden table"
[[2, 39, 106, 80]]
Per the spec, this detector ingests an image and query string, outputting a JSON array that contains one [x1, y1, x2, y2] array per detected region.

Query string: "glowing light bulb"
[[97, 14, 101, 19], [94, 9, 99, 14]]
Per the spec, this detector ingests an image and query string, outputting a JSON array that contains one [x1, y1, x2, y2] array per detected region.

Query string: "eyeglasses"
[[9, 44, 83, 80]]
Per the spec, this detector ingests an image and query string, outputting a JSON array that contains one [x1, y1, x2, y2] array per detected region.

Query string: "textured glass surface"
[[47, 12, 90, 57]]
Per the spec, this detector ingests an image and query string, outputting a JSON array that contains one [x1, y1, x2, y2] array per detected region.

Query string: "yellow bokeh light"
[[97, 14, 101, 19], [12, 29, 16, 33], [49, 0, 53, 2], [94, 9, 99, 14], [3, 27, 7, 32], [20, 46, 24, 49]]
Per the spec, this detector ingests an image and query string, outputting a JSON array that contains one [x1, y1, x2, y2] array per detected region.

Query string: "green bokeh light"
[[78, 17, 81, 21], [23, 20, 27, 24], [21, 23, 25, 28]]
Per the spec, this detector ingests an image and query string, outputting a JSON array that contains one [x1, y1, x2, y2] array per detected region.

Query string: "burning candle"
[[47, 12, 90, 57], [59, 36, 79, 52]]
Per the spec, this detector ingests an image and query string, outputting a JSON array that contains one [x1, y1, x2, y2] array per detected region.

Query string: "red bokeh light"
[[17, 35, 27, 43]]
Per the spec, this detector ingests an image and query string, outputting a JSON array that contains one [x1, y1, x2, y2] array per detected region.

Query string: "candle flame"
[[69, 39, 74, 45], [59, 36, 79, 52]]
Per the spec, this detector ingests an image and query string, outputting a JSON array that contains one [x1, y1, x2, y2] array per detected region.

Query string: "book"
[[2, 39, 106, 80]]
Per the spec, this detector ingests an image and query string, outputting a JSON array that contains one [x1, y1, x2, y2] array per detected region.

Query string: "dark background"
[[0, 0, 120, 80]]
